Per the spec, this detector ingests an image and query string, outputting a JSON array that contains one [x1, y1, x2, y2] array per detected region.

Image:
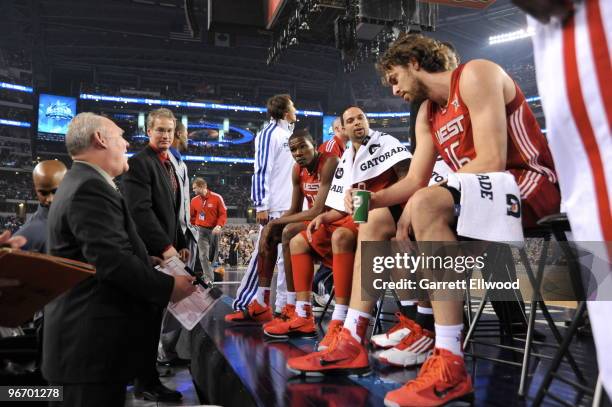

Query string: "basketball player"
[[281, 106, 411, 350], [227, 94, 296, 322], [288, 34, 560, 407], [251, 129, 338, 329]]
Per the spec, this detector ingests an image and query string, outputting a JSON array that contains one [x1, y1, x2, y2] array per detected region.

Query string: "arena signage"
[[80, 94, 322, 117]]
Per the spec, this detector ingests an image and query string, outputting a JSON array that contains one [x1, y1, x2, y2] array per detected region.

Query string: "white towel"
[[325, 129, 411, 212], [446, 172, 524, 244], [428, 158, 453, 186]]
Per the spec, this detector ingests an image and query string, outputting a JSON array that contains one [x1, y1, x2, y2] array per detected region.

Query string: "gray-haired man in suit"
[[44, 112, 196, 407]]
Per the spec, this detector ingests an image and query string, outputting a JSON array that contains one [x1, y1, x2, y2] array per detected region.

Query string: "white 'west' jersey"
[[251, 119, 294, 212]]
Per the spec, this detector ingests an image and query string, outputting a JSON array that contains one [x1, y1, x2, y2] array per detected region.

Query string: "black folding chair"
[[532, 213, 595, 406], [463, 217, 587, 398]]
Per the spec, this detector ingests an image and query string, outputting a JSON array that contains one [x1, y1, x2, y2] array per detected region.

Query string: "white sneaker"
[[378, 324, 434, 367], [371, 312, 414, 349]]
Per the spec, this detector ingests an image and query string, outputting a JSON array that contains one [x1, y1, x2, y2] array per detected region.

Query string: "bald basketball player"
[[14, 160, 67, 253]]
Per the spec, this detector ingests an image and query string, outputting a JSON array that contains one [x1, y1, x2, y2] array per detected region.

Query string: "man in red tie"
[[122, 107, 189, 402]]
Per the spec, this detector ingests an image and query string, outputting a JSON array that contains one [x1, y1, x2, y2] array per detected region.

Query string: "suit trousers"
[[135, 305, 164, 388]]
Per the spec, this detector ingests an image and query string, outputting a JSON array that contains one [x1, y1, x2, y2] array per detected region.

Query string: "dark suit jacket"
[[122, 145, 183, 257], [43, 162, 174, 384]]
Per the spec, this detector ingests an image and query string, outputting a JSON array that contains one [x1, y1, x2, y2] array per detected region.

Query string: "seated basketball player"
[[288, 34, 560, 407], [274, 106, 411, 349], [226, 130, 339, 325], [261, 124, 348, 329], [371, 41, 461, 364]]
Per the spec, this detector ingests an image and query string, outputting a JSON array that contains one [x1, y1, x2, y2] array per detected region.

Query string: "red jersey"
[[190, 191, 227, 228], [428, 63, 558, 201], [318, 135, 345, 158], [295, 151, 335, 209], [357, 167, 398, 193]]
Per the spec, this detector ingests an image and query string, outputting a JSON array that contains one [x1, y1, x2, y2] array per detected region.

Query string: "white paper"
[[156, 257, 220, 330]]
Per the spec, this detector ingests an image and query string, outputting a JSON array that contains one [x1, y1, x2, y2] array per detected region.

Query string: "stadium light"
[[489, 27, 535, 45], [0, 119, 31, 128], [80, 93, 323, 117], [0, 82, 33, 93]]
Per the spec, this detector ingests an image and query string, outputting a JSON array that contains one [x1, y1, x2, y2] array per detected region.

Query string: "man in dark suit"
[[122, 107, 190, 401], [44, 112, 196, 406], [14, 160, 67, 254]]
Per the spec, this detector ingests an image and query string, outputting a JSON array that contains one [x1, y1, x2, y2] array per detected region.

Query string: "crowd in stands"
[[0, 153, 31, 169], [0, 127, 31, 141], [0, 139, 31, 153], [0, 106, 31, 122], [184, 143, 255, 158], [0, 173, 33, 201], [0, 88, 33, 105], [0, 126, 34, 169], [0, 215, 24, 233], [0, 48, 33, 85], [217, 224, 258, 267], [213, 184, 251, 208], [1, 49, 31, 72], [505, 62, 538, 97]]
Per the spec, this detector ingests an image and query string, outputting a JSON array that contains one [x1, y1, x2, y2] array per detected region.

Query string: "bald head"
[[332, 117, 348, 143], [33, 160, 67, 207]]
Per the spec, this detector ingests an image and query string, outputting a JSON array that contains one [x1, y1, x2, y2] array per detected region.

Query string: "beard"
[[409, 78, 429, 104]]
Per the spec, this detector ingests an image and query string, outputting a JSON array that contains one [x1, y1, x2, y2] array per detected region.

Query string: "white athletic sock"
[[401, 300, 418, 307], [344, 308, 372, 342], [296, 301, 310, 318], [417, 305, 433, 315], [331, 304, 349, 322], [286, 292, 296, 306], [255, 287, 270, 306], [435, 323, 464, 356]]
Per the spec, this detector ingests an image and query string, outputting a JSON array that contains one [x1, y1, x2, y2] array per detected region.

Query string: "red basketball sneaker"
[[383, 348, 473, 407], [264, 313, 317, 339], [224, 300, 272, 325], [263, 303, 296, 331], [287, 328, 370, 376], [317, 319, 343, 351]]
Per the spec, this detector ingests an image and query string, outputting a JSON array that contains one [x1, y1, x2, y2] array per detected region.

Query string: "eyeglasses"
[[153, 128, 174, 134]]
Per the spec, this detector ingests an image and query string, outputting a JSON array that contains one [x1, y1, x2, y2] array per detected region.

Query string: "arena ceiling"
[[2, 0, 532, 98]]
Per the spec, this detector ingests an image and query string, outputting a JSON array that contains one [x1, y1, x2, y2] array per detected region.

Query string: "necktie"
[[163, 160, 178, 199]]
